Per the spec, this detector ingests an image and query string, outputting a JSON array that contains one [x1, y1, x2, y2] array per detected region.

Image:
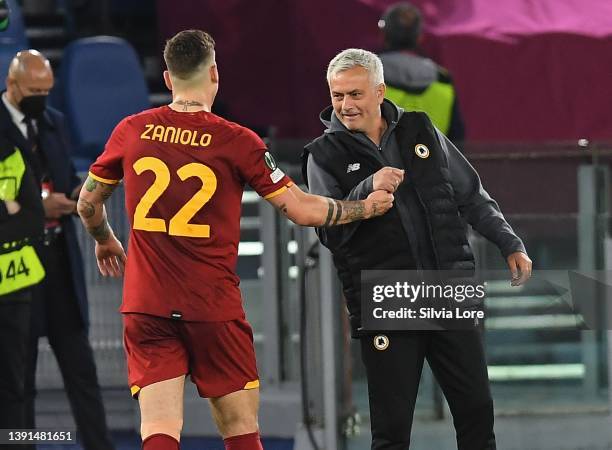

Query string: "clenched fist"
[[365, 189, 394, 218], [373, 167, 405, 193]]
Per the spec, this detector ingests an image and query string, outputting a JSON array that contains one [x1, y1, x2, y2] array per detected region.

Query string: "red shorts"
[[123, 313, 259, 399]]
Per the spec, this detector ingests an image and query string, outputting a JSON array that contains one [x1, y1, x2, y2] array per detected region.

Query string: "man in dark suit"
[[1, 49, 114, 450]]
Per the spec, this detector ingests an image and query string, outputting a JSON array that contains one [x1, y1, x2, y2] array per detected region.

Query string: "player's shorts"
[[123, 313, 259, 399]]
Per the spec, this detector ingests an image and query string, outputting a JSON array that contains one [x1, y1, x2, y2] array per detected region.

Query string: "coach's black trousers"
[[360, 330, 496, 450]]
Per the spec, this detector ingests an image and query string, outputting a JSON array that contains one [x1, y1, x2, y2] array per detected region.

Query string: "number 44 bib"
[[0, 241, 45, 296]]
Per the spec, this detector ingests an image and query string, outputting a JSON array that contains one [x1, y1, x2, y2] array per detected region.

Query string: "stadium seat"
[[0, 0, 29, 79], [0, 0, 28, 48], [58, 36, 149, 171], [0, 44, 20, 81]]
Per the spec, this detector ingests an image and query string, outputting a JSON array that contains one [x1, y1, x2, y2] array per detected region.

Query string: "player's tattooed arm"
[[84, 176, 117, 200], [87, 211, 112, 243], [84, 176, 97, 192], [268, 184, 394, 227], [78, 175, 126, 276], [77, 176, 119, 243], [78, 199, 95, 218], [321, 198, 368, 226]]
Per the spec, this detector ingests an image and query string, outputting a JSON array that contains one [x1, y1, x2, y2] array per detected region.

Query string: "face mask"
[[19, 94, 47, 119]]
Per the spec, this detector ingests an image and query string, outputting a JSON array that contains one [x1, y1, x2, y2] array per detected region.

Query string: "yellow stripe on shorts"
[[243, 380, 260, 390]]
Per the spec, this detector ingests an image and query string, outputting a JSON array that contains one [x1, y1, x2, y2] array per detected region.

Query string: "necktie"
[[22, 117, 47, 186], [23, 117, 38, 151]]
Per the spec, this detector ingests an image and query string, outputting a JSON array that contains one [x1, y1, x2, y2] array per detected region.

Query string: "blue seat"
[[0, 0, 28, 49], [58, 36, 150, 169], [0, 0, 29, 79], [0, 44, 21, 80]]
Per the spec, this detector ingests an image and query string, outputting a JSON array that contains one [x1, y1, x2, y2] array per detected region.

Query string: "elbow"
[[288, 211, 315, 227], [279, 194, 320, 226], [75, 201, 87, 219], [76, 197, 97, 220], [286, 208, 320, 227], [281, 192, 328, 227]]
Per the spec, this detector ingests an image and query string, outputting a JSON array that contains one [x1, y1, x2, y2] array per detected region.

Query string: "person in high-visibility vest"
[[0, 138, 44, 429], [378, 2, 466, 144]]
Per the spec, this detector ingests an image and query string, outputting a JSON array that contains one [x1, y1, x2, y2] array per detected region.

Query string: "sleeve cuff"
[[501, 242, 527, 259], [263, 181, 294, 200], [365, 175, 374, 194], [346, 174, 374, 201], [88, 171, 121, 185]]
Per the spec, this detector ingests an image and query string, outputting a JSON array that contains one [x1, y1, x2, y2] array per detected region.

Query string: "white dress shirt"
[[1, 92, 37, 139]]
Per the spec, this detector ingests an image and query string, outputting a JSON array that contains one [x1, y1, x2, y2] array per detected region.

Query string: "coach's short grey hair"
[[326, 48, 384, 86]]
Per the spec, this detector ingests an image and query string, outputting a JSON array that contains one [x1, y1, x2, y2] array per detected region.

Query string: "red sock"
[[142, 433, 180, 450], [223, 432, 264, 450]]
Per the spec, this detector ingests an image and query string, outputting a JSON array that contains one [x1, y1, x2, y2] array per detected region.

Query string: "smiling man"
[[302, 48, 532, 450]]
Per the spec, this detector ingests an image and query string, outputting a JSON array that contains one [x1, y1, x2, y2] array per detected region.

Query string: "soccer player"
[[77, 30, 393, 450]]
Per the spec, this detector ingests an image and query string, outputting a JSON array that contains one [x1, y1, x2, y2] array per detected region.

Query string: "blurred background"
[[2, 0, 612, 449]]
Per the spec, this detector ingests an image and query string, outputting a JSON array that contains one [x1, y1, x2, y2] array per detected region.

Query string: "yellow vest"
[[386, 82, 454, 135], [0, 149, 45, 295]]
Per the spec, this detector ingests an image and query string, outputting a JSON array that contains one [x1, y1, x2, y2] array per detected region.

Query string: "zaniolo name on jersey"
[[140, 123, 213, 147]]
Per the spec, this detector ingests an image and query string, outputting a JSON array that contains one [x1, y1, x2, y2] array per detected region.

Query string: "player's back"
[[90, 106, 291, 321]]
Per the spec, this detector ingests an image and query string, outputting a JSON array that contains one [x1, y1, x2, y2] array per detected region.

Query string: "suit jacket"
[[0, 97, 89, 332]]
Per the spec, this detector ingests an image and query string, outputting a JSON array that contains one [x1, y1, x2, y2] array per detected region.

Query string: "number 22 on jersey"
[[132, 156, 217, 238]]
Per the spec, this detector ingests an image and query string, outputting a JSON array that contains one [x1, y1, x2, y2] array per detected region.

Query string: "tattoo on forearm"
[[77, 199, 96, 218], [100, 184, 116, 201], [88, 215, 111, 242], [84, 176, 117, 201], [333, 200, 343, 225], [175, 100, 204, 111], [320, 199, 369, 227], [371, 201, 378, 217], [323, 199, 335, 227], [85, 176, 98, 192], [342, 201, 366, 222]]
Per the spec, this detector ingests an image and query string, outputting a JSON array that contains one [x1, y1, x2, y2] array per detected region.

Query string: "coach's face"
[[329, 66, 385, 134]]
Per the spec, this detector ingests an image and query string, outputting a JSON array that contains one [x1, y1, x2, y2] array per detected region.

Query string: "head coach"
[[302, 48, 532, 450]]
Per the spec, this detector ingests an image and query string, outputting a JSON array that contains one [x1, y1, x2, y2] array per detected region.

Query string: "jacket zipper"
[[364, 137, 424, 273], [413, 188, 440, 270]]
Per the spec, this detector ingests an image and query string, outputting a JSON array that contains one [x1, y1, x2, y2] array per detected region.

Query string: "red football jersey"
[[89, 106, 292, 321]]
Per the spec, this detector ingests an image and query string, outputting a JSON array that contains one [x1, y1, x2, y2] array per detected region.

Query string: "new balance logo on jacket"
[[346, 163, 360, 173]]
